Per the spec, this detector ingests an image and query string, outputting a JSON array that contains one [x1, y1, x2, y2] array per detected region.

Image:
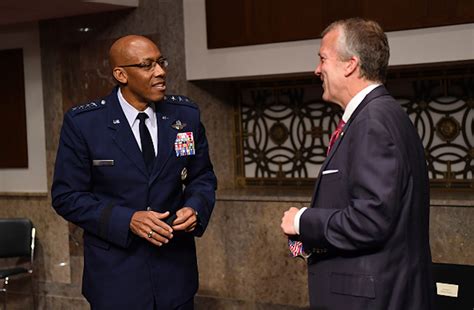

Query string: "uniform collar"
[[117, 87, 156, 128]]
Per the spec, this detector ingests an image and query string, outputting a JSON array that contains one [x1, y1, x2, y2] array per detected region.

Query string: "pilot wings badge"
[[171, 120, 187, 130]]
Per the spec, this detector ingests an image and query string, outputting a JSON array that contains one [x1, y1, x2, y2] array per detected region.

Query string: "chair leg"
[[1, 289, 4, 310], [2, 277, 8, 310], [30, 275, 36, 310]]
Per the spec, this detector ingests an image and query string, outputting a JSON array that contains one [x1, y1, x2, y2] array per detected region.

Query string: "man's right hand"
[[130, 211, 173, 246]]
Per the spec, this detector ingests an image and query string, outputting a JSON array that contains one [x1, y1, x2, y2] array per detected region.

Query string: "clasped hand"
[[130, 207, 198, 246]]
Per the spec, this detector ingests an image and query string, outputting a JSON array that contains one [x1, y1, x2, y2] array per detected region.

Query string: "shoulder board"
[[163, 95, 198, 109], [70, 99, 107, 116]]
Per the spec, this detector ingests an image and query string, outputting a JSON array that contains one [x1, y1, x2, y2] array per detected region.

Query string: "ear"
[[344, 56, 359, 77], [113, 67, 128, 84]]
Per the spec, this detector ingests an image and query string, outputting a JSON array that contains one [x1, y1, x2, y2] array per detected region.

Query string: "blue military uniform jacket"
[[52, 88, 217, 309]]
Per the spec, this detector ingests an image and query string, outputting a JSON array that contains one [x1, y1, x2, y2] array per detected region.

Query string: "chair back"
[[0, 218, 34, 259]]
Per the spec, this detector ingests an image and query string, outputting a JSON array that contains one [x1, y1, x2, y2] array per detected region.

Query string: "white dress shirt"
[[117, 88, 158, 155], [293, 84, 380, 234]]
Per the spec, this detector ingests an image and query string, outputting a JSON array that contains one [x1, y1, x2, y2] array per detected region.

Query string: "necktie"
[[327, 119, 346, 155], [137, 113, 155, 171]]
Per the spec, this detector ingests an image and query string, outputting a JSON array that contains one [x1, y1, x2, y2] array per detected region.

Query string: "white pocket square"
[[322, 169, 338, 175]]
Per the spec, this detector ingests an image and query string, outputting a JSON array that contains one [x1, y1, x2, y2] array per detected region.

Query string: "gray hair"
[[322, 18, 390, 83]]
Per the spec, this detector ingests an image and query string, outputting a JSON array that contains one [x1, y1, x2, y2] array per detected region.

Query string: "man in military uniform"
[[52, 35, 217, 309]]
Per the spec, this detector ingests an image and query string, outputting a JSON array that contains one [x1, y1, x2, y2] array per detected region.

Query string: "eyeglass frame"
[[117, 56, 168, 71]]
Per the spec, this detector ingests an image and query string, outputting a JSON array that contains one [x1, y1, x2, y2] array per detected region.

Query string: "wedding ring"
[[147, 231, 154, 238]]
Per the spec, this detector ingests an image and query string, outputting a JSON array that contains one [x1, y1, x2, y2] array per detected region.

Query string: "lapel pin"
[[113, 119, 120, 124], [171, 120, 187, 130], [181, 167, 188, 181]]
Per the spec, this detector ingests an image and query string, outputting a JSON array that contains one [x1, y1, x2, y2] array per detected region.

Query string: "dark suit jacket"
[[52, 88, 217, 309], [300, 86, 434, 310]]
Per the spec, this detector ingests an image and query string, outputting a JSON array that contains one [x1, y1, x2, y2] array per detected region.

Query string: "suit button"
[[146, 206, 151, 211]]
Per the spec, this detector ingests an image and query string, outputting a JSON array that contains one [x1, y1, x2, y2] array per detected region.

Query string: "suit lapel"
[[149, 104, 177, 184], [310, 85, 390, 205], [106, 89, 148, 177]]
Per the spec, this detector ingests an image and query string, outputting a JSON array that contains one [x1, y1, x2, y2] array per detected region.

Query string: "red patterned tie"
[[327, 119, 346, 155], [288, 120, 346, 259]]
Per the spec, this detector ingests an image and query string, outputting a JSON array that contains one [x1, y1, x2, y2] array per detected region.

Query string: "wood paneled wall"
[[0, 48, 28, 168], [206, 0, 474, 48]]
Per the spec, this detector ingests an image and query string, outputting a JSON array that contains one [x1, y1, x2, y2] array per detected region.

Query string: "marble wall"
[[0, 0, 472, 309], [194, 190, 474, 309], [197, 193, 310, 308], [429, 196, 474, 264]]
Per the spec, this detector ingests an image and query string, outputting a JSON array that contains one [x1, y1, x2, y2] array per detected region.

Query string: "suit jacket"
[[300, 86, 434, 310], [52, 88, 217, 309]]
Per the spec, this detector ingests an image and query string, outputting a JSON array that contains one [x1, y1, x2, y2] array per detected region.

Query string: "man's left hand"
[[281, 207, 299, 236], [172, 207, 198, 232]]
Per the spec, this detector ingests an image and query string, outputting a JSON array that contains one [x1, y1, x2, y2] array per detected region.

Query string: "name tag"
[[92, 160, 114, 166], [436, 282, 459, 297]]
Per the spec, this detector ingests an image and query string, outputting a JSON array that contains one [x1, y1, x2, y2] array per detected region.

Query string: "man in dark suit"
[[52, 35, 217, 309], [281, 18, 434, 309]]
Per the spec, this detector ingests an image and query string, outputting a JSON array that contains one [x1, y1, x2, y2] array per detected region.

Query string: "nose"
[[153, 62, 166, 77], [314, 62, 321, 76]]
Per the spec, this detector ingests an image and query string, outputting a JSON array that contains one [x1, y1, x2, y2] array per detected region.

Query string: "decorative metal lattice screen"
[[236, 64, 473, 188]]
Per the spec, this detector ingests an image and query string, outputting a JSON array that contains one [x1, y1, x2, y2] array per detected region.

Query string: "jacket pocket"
[[84, 232, 111, 250], [330, 272, 376, 299]]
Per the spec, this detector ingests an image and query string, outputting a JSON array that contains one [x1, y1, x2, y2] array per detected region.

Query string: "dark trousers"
[[153, 298, 194, 310], [175, 298, 194, 310]]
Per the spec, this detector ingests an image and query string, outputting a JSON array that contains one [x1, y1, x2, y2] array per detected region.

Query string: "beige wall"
[[0, 25, 48, 193], [183, 0, 474, 80]]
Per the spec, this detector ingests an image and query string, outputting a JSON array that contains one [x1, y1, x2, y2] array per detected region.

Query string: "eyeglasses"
[[118, 57, 168, 71]]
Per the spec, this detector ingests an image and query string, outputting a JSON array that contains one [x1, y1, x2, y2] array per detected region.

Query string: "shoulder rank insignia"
[[163, 95, 197, 109], [171, 120, 187, 130], [71, 100, 105, 115], [72, 101, 98, 112]]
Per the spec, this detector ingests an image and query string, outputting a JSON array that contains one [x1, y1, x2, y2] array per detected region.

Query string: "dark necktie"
[[327, 119, 346, 155], [137, 113, 155, 171]]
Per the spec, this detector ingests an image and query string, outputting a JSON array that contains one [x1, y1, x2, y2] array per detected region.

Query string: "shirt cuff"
[[294, 207, 307, 235]]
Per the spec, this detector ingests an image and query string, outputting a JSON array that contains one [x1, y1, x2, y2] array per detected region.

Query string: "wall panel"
[[0, 48, 28, 168], [206, 0, 474, 48]]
